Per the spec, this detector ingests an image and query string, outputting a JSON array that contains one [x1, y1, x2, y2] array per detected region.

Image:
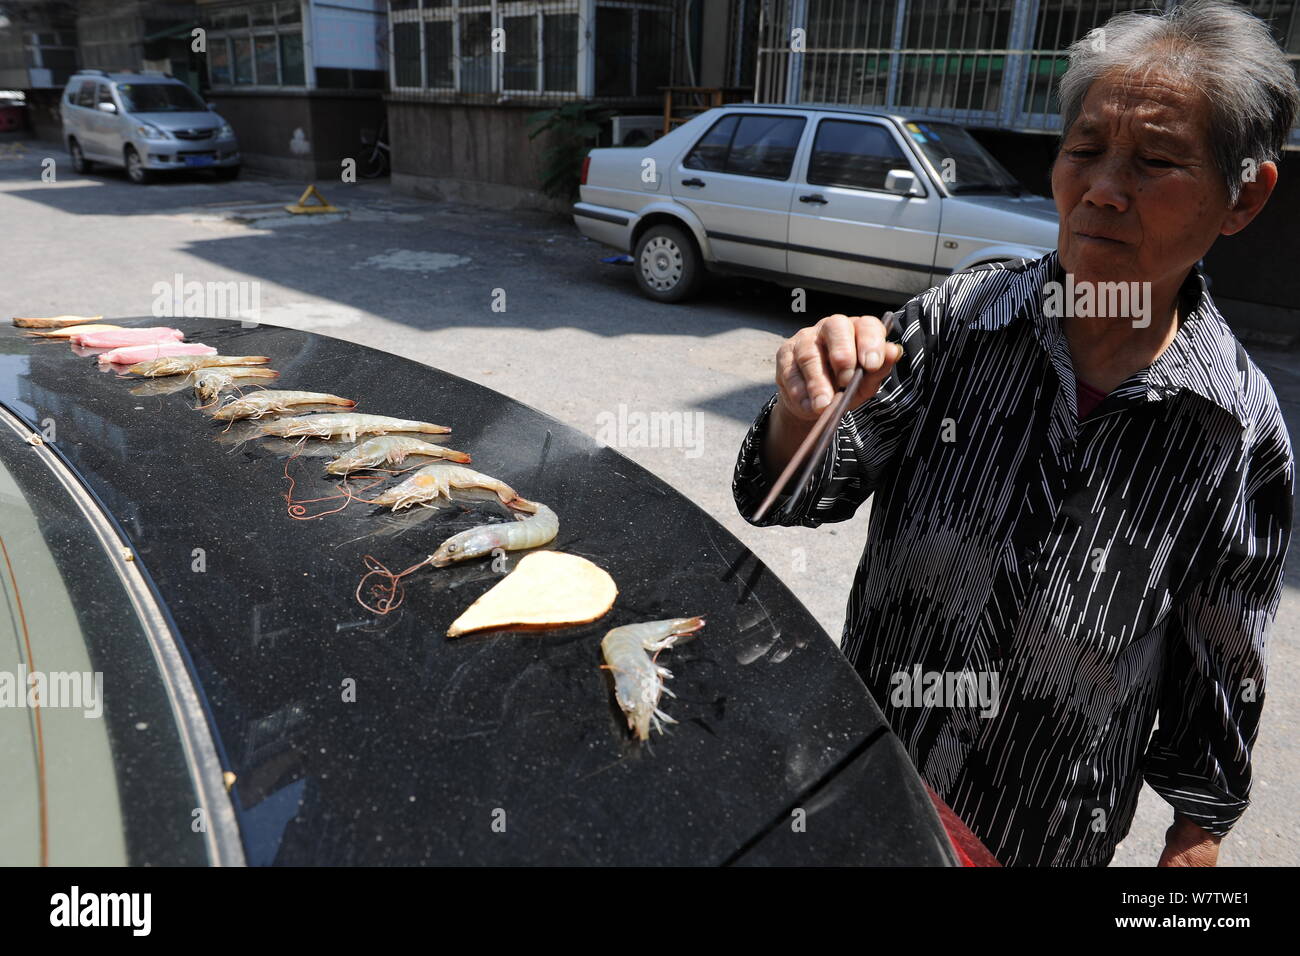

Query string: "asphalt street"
[[2, 142, 1295, 865]]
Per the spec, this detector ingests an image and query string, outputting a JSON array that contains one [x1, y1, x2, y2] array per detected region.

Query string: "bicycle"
[[359, 117, 390, 179]]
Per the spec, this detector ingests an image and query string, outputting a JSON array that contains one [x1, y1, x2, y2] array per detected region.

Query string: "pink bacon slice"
[[74, 327, 185, 348]]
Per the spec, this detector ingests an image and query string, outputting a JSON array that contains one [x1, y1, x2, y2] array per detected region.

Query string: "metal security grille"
[[387, 0, 685, 103], [1014, 0, 1157, 129], [757, 0, 1300, 143], [726, 0, 761, 88]]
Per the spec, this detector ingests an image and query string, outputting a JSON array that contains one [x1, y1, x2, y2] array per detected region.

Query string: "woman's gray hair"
[[1057, 0, 1300, 204]]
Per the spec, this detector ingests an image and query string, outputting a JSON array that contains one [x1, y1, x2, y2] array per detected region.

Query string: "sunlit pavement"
[[3, 140, 1296, 865]]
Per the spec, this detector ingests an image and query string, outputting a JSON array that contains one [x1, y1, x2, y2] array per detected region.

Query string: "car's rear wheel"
[[68, 138, 91, 174], [633, 224, 704, 303], [124, 146, 152, 184]]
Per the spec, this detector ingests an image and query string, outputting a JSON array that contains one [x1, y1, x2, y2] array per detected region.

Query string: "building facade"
[[0, 1, 79, 91], [195, 0, 387, 179], [754, 0, 1300, 327], [755, 0, 1299, 143], [382, 0, 699, 209]]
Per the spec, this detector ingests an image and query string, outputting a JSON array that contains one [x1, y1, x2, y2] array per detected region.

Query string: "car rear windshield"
[[904, 121, 1022, 194], [116, 82, 207, 113]]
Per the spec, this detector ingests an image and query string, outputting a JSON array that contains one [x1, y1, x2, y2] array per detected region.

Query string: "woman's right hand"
[[775, 313, 904, 422]]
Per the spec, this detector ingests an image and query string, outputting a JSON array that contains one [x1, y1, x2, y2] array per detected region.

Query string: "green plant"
[[528, 102, 612, 202]]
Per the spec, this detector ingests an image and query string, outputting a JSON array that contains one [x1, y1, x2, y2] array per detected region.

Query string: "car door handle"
[[680, 177, 706, 188], [799, 193, 828, 204]]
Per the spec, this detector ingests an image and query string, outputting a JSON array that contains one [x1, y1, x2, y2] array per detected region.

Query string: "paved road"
[[2, 142, 1295, 865]]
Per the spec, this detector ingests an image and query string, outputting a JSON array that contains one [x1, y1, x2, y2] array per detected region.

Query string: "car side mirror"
[[97, 101, 117, 114], [885, 169, 921, 196]]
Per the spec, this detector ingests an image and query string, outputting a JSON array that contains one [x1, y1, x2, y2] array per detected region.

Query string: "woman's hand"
[[761, 313, 904, 482], [776, 313, 903, 421], [1157, 815, 1221, 866]]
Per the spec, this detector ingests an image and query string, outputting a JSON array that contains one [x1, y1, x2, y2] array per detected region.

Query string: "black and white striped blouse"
[[732, 250, 1293, 867]]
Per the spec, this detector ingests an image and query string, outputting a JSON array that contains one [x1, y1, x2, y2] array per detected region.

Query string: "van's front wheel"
[[633, 224, 704, 303], [124, 146, 152, 184], [69, 139, 91, 174]]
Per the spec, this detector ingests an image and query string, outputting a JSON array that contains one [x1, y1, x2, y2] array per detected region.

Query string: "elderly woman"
[[733, 0, 1298, 867]]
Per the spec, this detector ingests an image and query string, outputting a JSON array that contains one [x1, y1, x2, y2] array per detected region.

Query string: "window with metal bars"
[[756, 0, 1300, 140], [392, 1, 583, 94], [203, 1, 306, 88], [388, 0, 680, 101]]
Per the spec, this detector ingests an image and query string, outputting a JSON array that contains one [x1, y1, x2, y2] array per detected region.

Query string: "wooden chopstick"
[[751, 311, 898, 523]]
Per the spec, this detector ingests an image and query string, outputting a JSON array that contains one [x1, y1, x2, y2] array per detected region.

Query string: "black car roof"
[[1, 317, 953, 865]]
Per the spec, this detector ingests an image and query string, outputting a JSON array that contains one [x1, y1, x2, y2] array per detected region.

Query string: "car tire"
[[124, 146, 152, 184], [68, 138, 92, 174], [214, 165, 240, 181], [633, 224, 705, 303]]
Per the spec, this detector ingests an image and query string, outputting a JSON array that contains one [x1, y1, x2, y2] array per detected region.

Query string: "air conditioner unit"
[[611, 115, 663, 147]]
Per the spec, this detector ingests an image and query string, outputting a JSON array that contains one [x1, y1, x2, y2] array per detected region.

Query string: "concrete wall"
[[22, 89, 66, 144], [205, 90, 383, 180], [386, 98, 568, 213]]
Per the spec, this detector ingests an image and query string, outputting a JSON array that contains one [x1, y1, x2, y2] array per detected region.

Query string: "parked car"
[[59, 70, 240, 184], [574, 105, 1059, 303], [0, 316, 996, 865]]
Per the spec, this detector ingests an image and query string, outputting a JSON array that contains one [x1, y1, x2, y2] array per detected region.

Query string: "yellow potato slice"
[[13, 314, 105, 328], [447, 550, 617, 638]]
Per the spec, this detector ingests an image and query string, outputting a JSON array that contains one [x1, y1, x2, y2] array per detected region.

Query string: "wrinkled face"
[[1052, 65, 1231, 291]]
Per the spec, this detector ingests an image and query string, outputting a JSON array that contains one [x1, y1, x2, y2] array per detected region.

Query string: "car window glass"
[[809, 120, 910, 191], [907, 120, 1020, 193], [75, 82, 97, 108], [97, 84, 115, 108], [116, 83, 207, 113], [725, 115, 805, 179], [683, 114, 738, 172], [66, 81, 84, 104]]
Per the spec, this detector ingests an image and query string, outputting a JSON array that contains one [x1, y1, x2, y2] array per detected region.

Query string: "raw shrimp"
[[193, 367, 280, 404], [27, 324, 122, 339], [369, 463, 532, 511], [257, 412, 450, 442], [353, 502, 557, 613], [127, 355, 272, 377], [601, 617, 706, 741], [430, 502, 556, 566], [325, 436, 470, 475], [98, 342, 215, 366], [211, 390, 356, 421], [130, 376, 198, 398]]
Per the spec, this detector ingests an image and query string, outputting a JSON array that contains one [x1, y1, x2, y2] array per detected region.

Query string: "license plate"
[[183, 154, 214, 167]]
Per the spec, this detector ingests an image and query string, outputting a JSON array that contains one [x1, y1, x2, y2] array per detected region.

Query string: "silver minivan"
[[61, 70, 240, 184], [574, 105, 1058, 303]]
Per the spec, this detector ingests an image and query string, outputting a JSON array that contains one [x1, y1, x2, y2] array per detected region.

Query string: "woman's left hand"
[[1157, 815, 1222, 866]]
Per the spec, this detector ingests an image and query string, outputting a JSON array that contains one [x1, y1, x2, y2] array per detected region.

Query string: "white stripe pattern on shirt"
[[732, 250, 1293, 867]]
